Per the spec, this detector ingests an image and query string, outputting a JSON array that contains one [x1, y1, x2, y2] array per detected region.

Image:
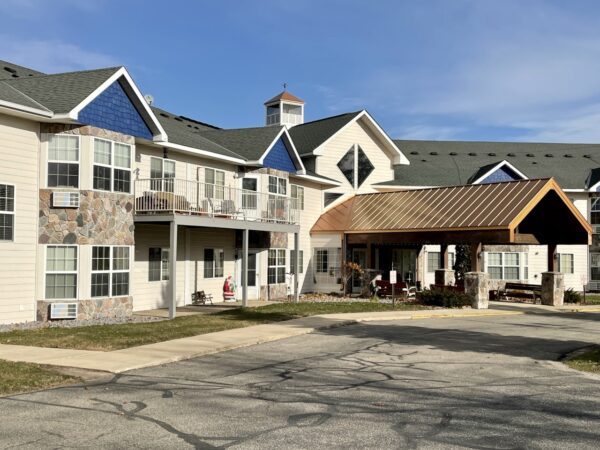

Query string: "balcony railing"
[[134, 178, 300, 224], [266, 112, 302, 126]]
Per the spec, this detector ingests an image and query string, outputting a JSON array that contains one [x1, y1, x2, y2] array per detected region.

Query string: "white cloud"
[[0, 37, 119, 73]]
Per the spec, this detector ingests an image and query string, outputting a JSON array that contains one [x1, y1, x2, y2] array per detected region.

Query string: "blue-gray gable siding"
[[263, 137, 298, 172], [78, 80, 153, 140], [480, 165, 523, 184]]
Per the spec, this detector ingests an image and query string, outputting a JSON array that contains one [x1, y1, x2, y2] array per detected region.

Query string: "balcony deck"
[[134, 178, 301, 231]]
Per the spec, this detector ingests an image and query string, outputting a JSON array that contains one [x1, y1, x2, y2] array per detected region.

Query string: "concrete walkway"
[[0, 308, 522, 373]]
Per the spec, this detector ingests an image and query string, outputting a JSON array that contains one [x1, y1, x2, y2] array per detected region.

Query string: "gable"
[[479, 165, 524, 184], [78, 79, 153, 139], [263, 137, 298, 172]]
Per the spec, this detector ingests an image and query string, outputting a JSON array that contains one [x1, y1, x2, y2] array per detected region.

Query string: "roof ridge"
[[294, 110, 362, 127], [394, 138, 600, 147], [0, 80, 51, 112], [5, 66, 122, 82]]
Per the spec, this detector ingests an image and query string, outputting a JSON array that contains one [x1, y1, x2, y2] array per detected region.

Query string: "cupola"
[[264, 89, 304, 128]]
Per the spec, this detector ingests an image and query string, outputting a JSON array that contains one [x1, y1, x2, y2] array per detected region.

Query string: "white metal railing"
[[134, 178, 301, 224]]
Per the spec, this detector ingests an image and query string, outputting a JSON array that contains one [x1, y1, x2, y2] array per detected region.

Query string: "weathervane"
[[283, 82, 287, 90]]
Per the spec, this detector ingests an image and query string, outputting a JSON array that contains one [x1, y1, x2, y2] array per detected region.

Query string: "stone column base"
[[541, 272, 564, 307], [465, 272, 489, 309], [435, 269, 455, 286]]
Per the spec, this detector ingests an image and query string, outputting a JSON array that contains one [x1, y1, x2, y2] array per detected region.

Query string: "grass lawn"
[[0, 360, 78, 396], [0, 302, 426, 351], [580, 295, 600, 305], [564, 347, 600, 374]]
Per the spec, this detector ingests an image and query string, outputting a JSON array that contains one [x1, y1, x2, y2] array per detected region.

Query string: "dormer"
[[264, 90, 304, 128]]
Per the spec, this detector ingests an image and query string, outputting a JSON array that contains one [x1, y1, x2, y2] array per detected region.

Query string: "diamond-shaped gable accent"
[[357, 146, 374, 187], [337, 147, 355, 186]]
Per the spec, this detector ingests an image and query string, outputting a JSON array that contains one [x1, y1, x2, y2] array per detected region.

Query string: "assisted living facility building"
[[0, 59, 597, 324]]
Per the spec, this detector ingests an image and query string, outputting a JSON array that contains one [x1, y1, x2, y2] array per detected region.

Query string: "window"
[[448, 252, 455, 269], [91, 246, 130, 297], [486, 252, 521, 280], [268, 249, 286, 284], [268, 176, 287, 195], [427, 252, 441, 272], [204, 248, 224, 278], [242, 177, 258, 209], [205, 168, 225, 200], [93, 139, 132, 193], [324, 192, 343, 207], [149, 247, 170, 281], [558, 253, 574, 274], [356, 147, 374, 187], [591, 197, 600, 227], [290, 250, 304, 274], [48, 135, 79, 188], [45, 246, 78, 299], [314, 248, 341, 285], [0, 184, 14, 241], [337, 145, 374, 189], [150, 157, 176, 192], [291, 185, 304, 210], [338, 147, 355, 186], [316, 249, 328, 273]]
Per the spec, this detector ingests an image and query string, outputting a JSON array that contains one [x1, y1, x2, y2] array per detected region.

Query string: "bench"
[[375, 280, 416, 298], [191, 290, 213, 305], [500, 282, 542, 302]]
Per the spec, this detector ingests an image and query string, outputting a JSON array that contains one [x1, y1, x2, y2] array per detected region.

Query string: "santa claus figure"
[[223, 276, 236, 301]]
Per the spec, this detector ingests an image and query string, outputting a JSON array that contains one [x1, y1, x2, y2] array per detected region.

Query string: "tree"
[[341, 261, 363, 296], [453, 245, 471, 282]]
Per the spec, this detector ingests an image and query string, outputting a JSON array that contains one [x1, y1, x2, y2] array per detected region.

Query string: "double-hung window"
[[91, 246, 130, 297], [557, 253, 574, 274], [487, 252, 521, 280], [150, 157, 176, 192], [290, 185, 304, 210], [48, 135, 79, 188], [45, 246, 78, 299], [290, 249, 304, 274], [204, 248, 224, 278], [268, 176, 287, 219], [0, 184, 14, 241], [149, 247, 170, 281], [205, 168, 225, 200], [93, 139, 132, 193], [427, 252, 441, 272], [268, 249, 286, 284]]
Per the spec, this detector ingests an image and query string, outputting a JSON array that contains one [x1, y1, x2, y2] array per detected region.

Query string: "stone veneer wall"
[[37, 297, 133, 321], [41, 123, 135, 145], [39, 190, 134, 245]]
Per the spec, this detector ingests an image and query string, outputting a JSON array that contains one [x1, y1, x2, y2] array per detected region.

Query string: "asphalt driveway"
[[2, 311, 600, 449]]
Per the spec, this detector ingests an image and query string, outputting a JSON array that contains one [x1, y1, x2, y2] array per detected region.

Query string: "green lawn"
[[0, 360, 78, 396], [564, 347, 600, 374], [580, 295, 600, 305], [0, 302, 425, 351]]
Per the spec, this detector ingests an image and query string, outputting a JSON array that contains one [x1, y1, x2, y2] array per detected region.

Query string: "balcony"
[[134, 178, 300, 225]]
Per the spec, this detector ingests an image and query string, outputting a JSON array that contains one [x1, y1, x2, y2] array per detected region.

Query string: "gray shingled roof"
[[3, 67, 120, 113], [0, 81, 50, 111], [289, 111, 361, 155], [379, 140, 600, 189], [198, 126, 284, 161], [0, 60, 44, 80]]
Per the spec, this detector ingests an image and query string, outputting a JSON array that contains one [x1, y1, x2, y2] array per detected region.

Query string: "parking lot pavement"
[[2, 312, 600, 449]]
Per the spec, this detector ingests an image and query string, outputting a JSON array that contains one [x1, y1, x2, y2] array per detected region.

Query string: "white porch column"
[[242, 228, 249, 307], [169, 219, 178, 319], [294, 232, 300, 302]]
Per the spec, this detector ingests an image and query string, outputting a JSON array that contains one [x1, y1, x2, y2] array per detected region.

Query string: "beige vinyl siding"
[[0, 114, 39, 324], [310, 233, 342, 293]]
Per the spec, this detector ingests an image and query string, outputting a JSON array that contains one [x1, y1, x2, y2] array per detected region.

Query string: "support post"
[[294, 232, 300, 303], [366, 242, 372, 270], [169, 220, 178, 319], [470, 242, 482, 272], [242, 228, 249, 307], [547, 244, 558, 272], [440, 244, 449, 269]]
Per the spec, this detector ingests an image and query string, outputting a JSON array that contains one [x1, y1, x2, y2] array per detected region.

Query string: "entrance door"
[[236, 250, 260, 299], [352, 248, 366, 293], [392, 249, 417, 284]]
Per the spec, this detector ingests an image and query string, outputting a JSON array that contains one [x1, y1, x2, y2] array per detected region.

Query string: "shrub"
[[416, 288, 472, 308], [564, 288, 582, 304]]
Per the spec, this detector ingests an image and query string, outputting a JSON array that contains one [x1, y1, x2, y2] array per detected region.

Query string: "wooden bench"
[[375, 280, 416, 298], [191, 290, 213, 305], [500, 282, 541, 302]]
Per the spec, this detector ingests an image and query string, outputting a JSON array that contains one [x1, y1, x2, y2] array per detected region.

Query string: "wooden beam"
[[346, 230, 512, 246], [471, 242, 482, 272], [548, 244, 558, 272], [441, 244, 449, 269]]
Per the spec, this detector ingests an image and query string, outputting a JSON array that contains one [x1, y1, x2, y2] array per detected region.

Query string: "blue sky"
[[2, 0, 600, 142]]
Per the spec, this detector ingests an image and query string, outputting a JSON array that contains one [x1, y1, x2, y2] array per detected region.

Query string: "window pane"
[[113, 247, 130, 271], [94, 139, 111, 165], [487, 253, 502, 266], [150, 158, 163, 179], [91, 273, 110, 297], [149, 247, 161, 281], [49, 135, 79, 161], [93, 165, 111, 191], [204, 248, 214, 278], [0, 184, 14, 212], [488, 267, 502, 279], [268, 176, 277, 194], [215, 249, 224, 277], [216, 170, 225, 185], [161, 249, 170, 281], [0, 214, 13, 240], [114, 143, 131, 168], [504, 267, 519, 280], [112, 272, 130, 296], [278, 178, 287, 195], [113, 169, 131, 193], [278, 249, 286, 265], [92, 246, 110, 271], [48, 163, 79, 188], [356, 146, 374, 187], [277, 267, 285, 283], [427, 252, 441, 272], [268, 267, 276, 284], [504, 253, 519, 266], [46, 274, 77, 299], [337, 148, 355, 186]]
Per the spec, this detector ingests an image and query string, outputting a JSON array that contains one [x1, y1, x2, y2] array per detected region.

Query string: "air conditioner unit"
[[52, 191, 80, 208], [49, 302, 78, 320]]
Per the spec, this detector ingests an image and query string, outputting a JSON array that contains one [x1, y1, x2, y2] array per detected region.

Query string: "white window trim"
[[557, 253, 574, 274], [47, 134, 81, 189], [203, 167, 226, 200], [290, 184, 304, 210], [92, 138, 133, 194], [149, 247, 170, 282], [484, 252, 528, 281], [44, 244, 79, 300], [0, 182, 15, 243], [268, 248, 287, 284], [91, 245, 132, 298], [268, 175, 287, 197], [204, 247, 224, 279], [427, 251, 441, 273], [150, 156, 176, 192]]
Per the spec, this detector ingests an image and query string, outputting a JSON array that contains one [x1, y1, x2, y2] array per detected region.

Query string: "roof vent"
[[449, 152, 458, 156], [584, 154, 591, 158], [488, 153, 496, 156], [532, 162, 538, 165], [159, 113, 169, 118], [564, 154, 573, 158], [545, 154, 553, 157], [507, 153, 516, 157], [429, 152, 438, 156], [526, 153, 534, 157], [421, 159, 428, 162], [468, 152, 477, 156], [174, 117, 183, 122], [410, 151, 419, 155], [3, 66, 16, 74]]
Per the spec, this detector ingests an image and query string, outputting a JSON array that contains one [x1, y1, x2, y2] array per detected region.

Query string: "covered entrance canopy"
[[312, 178, 591, 247]]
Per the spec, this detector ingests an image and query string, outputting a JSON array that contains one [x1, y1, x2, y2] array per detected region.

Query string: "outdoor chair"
[[191, 290, 213, 305]]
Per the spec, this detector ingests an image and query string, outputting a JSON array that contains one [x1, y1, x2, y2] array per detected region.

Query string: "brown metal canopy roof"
[[312, 178, 591, 245]]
